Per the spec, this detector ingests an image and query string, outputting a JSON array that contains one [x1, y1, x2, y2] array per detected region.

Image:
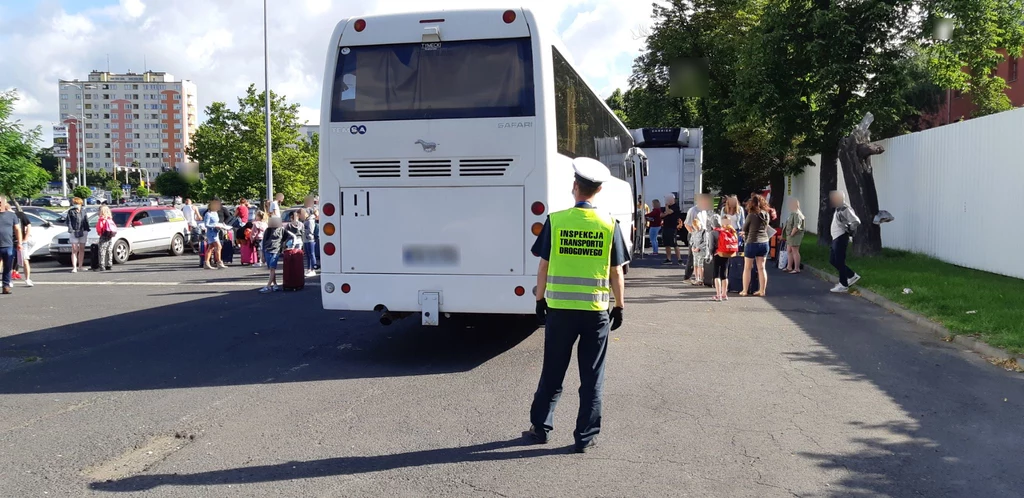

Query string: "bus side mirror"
[[641, 158, 649, 177]]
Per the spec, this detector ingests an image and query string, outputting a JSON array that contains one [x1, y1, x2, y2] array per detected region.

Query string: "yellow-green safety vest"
[[545, 208, 615, 311]]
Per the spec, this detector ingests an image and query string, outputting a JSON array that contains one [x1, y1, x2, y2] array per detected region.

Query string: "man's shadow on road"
[[90, 437, 570, 492]]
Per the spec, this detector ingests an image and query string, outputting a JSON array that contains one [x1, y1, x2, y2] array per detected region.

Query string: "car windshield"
[[112, 212, 132, 227], [29, 209, 62, 222]]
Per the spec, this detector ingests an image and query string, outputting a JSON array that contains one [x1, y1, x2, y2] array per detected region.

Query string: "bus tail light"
[[502, 10, 516, 23], [531, 223, 543, 236], [354, 19, 366, 32], [514, 286, 525, 296], [323, 223, 336, 236], [322, 203, 336, 216], [341, 283, 351, 294], [531, 201, 545, 216], [324, 243, 337, 256]]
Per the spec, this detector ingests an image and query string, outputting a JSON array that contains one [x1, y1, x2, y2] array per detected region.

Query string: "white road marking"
[[31, 281, 263, 287]]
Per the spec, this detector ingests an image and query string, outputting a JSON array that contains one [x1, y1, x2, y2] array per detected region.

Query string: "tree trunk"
[[816, 147, 839, 246], [837, 137, 884, 256]]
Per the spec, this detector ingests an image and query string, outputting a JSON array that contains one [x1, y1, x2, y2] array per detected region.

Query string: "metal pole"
[[61, 158, 67, 197], [263, 0, 274, 203]]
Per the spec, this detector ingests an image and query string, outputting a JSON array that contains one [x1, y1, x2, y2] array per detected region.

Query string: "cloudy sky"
[[0, 0, 656, 143]]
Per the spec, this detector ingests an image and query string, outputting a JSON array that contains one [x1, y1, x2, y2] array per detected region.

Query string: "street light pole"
[[263, 0, 274, 204]]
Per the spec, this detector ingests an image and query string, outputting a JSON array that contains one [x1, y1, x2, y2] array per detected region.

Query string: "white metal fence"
[[784, 107, 1024, 279]]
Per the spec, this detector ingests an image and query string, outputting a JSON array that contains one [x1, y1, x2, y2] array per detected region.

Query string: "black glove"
[[536, 299, 548, 324], [610, 307, 623, 331]]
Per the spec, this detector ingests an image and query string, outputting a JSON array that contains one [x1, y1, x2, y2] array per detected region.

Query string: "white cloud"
[[120, 0, 146, 19], [2, 0, 655, 143]]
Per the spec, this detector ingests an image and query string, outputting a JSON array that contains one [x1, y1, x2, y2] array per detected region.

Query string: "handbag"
[[766, 225, 777, 239]]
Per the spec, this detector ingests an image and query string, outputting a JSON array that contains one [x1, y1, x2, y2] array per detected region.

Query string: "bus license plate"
[[59, 246, 72, 253], [403, 245, 459, 266]]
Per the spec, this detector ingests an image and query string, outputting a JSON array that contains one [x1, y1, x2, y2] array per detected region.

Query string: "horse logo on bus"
[[415, 139, 438, 152]]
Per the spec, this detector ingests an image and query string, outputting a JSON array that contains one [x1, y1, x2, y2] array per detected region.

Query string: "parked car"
[[20, 212, 68, 259], [49, 206, 189, 265], [17, 206, 64, 224]]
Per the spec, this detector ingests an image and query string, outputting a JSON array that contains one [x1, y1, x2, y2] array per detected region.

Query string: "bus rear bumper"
[[320, 273, 537, 315]]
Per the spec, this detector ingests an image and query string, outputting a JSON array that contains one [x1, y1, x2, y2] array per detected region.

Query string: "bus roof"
[[337, 7, 533, 45]]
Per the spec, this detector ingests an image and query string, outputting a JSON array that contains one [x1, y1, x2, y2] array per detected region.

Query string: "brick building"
[[922, 50, 1021, 129], [58, 70, 198, 174]]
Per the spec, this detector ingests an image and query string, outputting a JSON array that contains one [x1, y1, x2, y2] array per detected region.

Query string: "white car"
[[49, 206, 189, 265], [21, 212, 68, 259]]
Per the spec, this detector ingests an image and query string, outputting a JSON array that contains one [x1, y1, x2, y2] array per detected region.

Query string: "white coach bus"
[[317, 7, 644, 325]]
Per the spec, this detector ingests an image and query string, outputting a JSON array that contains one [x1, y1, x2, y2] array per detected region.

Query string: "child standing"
[[301, 209, 317, 277], [260, 216, 284, 293], [690, 216, 705, 285], [251, 211, 268, 268], [711, 216, 740, 301]]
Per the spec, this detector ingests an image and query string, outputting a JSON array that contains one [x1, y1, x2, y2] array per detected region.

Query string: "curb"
[[803, 264, 1024, 371]]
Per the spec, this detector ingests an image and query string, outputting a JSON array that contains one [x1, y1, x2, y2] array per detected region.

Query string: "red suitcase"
[[282, 248, 305, 291], [240, 242, 258, 265]]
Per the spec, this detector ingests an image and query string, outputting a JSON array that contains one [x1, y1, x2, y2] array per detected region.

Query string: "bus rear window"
[[330, 38, 535, 122]]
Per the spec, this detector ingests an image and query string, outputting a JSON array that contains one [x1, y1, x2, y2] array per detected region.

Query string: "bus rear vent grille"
[[351, 160, 401, 178], [459, 158, 512, 177], [408, 159, 452, 177]]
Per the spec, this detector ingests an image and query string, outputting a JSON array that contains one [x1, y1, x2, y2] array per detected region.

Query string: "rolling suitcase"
[[220, 238, 234, 264], [240, 242, 257, 265], [727, 254, 758, 294], [282, 248, 305, 291], [702, 254, 715, 287], [90, 244, 101, 270]]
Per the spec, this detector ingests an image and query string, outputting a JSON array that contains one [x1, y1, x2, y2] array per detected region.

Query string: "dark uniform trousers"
[[530, 308, 611, 446]]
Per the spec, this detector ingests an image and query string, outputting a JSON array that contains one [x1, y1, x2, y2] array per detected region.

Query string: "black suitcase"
[[221, 238, 234, 264], [702, 254, 715, 287], [727, 255, 758, 294], [89, 244, 101, 270]]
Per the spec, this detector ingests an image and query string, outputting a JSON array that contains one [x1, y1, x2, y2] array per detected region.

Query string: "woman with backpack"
[[95, 205, 117, 271]]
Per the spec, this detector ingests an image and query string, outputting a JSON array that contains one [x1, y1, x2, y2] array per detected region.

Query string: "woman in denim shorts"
[[740, 194, 772, 296]]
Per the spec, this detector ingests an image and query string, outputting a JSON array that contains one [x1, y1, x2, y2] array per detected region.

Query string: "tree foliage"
[[0, 90, 48, 199], [621, 0, 1023, 248], [71, 186, 92, 199], [924, 0, 1024, 116], [187, 85, 318, 205], [154, 170, 205, 200]]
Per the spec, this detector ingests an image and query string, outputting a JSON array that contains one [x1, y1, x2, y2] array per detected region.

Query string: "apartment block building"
[[58, 70, 198, 174]]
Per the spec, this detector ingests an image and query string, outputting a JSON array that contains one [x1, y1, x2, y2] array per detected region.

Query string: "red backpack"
[[716, 228, 739, 253]]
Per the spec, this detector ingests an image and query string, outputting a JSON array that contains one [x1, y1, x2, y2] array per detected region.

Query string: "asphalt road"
[[1, 254, 1022, 497]]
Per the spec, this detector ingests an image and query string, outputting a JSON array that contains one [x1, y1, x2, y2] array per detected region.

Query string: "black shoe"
[[662, 259, 672, 265], [522, 426, 549, 445], [105, 266, 113, 271], [574, 439, 598, 453]]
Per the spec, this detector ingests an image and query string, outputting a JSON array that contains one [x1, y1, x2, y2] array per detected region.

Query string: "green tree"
[[136, 186, 150, 198], [0, 90, 48, 199], [187, 84, 318, 205], [35, 147, 60, 181], [925, 0, 1024, 117], [111, 188, 124, 201], [71, 185, 91, 199], [153, 170, 205, 199]]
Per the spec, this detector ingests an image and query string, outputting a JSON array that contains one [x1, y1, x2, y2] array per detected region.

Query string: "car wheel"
[[113, 239, 130, 264], [57, 255, 72, 266], [169, 234, 185, 256]]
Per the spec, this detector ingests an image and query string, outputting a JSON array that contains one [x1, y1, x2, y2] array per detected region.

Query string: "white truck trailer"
[[629, 128, 703, 213]]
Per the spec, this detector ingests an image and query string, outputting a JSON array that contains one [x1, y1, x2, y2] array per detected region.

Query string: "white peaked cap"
[[572, 157, 611, 184]]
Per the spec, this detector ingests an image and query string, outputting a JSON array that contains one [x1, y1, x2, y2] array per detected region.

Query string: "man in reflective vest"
[[525, 157, 629, 453]]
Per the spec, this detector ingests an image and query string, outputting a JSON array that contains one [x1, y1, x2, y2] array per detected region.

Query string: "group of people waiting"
[[180, 193, 320, 293], [642, 190, 863, 296], [643, 192, 809, 299]]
